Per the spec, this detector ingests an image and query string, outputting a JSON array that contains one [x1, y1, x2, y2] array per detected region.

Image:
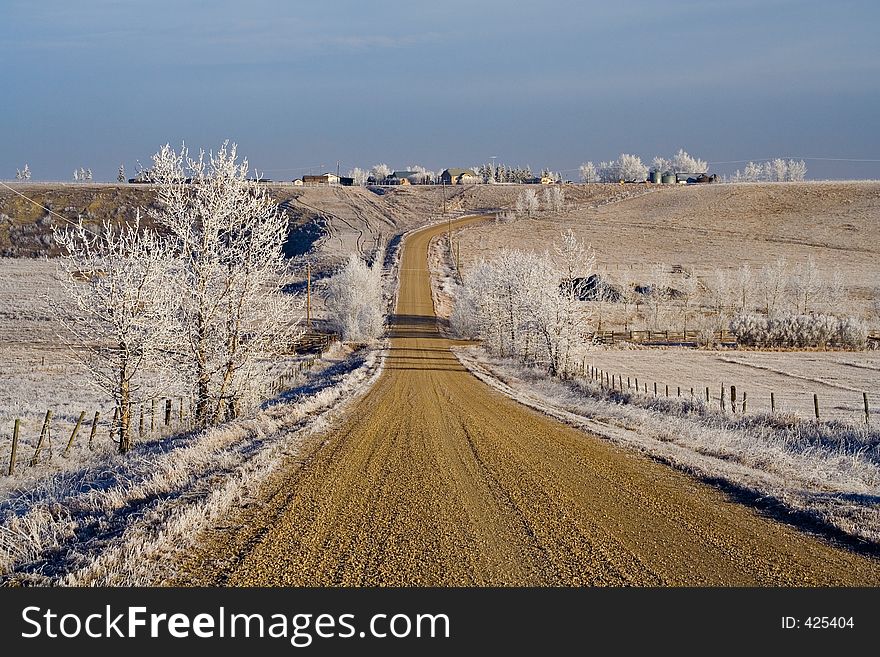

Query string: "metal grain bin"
[[650, 170, 661, 183], [661, 173, 676, 184]]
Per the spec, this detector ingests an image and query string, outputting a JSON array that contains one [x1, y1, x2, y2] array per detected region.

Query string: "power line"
[[0, 179, 96, 234], [709, 156, 880, 165]]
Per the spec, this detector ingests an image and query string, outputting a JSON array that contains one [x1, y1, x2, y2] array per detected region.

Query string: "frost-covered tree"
[[676, 271, 700, 335], [369, 163, 391, 182], [617, 154, 648, 182], [707, 269, 733, 331], [767, 159, 787, 182], [117, 164, 126, 183], [543, 186, 565, 213], [789, 256, 826, 314], [671, 149, 708, 175], [644, 263, 671, 329], [73, 168, 80, 182], [348, 167, 368, 185], [516, 188, 539, 217], [579, 162, 598, 183], [758, 258, 788, 317], [16, 164, 31, 181], [651, 156, 671, 176], [597, 161, 619, 182], [451, 231, 595, 376], [732, 263, 754, 313], [53, 214, 177, 453], [150, 141, 303, 425], [324, 253, 384, 342], [743, 161, 762, 182], [786, 159, 807, 182]]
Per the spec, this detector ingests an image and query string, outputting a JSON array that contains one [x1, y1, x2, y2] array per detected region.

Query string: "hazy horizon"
[[3, 0, 879, 181]]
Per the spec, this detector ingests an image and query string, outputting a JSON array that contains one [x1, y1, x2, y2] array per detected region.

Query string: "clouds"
[[1, 1, 879, 181]]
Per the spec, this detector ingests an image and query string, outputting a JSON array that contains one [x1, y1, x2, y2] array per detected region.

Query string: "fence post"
[[88, 411, 100, 450], [721, 385, 726, 412], [151, 398, 156, 433], [139, 406, 145, 437], [8, 419, 20, 476], [109, 407, 118, 442], [653, 382, 657, 396], [644, 382, 647, 394], [705, 387, 709, 403], [635, 377, 639, 391], [179, 398, 183, 426], [665, 384, 669, 397], [813, 393, 820, 422], [627, 377, 631, 389], [742, 391, 747, 414], [64, 410, 86, 457], [30, 410, 52, 466], [865, 392, 870, 425], [730, 385, 737, 413], [771, 392, 775, 414], [164, 399, 172, 426]]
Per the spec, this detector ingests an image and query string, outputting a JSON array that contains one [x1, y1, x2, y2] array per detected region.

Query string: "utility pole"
[[306, 263, 311, 330]]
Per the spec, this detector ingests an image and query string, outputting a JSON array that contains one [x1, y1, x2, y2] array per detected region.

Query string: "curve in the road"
[[173, 215, 880, 586]]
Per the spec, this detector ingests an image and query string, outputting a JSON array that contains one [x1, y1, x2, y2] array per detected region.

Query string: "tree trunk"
[[194, 311, 211, 427], [118, 375, 132, 454]]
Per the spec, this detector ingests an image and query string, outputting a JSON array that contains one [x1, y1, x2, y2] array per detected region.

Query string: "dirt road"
[[174, 216, 880, 586]]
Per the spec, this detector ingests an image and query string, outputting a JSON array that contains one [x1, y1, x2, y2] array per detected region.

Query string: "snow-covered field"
[[455, 346, 880, 546], [585, 348, 879, 423], [0, 257, 312, 493]]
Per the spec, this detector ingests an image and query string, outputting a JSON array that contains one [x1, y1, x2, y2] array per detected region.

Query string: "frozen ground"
[[456, 182, 880, 326], [0, 341, 385, 585], [0, 258, 310, 491], [585, 348, 879, 423]]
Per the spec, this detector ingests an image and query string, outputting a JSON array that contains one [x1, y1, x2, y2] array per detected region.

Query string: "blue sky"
[[2, 0, 879, 180]]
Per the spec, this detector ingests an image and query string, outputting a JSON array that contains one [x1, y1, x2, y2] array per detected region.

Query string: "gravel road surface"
[[172, 216, 880, 586]]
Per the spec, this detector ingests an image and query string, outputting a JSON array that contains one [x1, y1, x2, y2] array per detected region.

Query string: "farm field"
[[585, 348, 879, 423], [456, 181, 880, 321]]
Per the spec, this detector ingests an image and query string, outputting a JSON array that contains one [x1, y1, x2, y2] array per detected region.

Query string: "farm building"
[[302, 173, 341, 186], [387, 171, 424, 185], [440, 168, 479, 185]]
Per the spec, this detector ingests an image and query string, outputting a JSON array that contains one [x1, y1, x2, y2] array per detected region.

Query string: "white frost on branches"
[[149, 141, 303, 426], [348, 167, 368, 185], [595, 154, 647, 182], [731, 159, 806, 182], [543, 186, 565, 213], [579, 162, 598, 183], [369, 163, 391, 182], [515, 189, 540, 217], [52, 214, 178, 453], [450, 230, 595, 376], [671, 149, 708, 175], [324, 253, 384, 342], [16, 164, 31, 181]]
